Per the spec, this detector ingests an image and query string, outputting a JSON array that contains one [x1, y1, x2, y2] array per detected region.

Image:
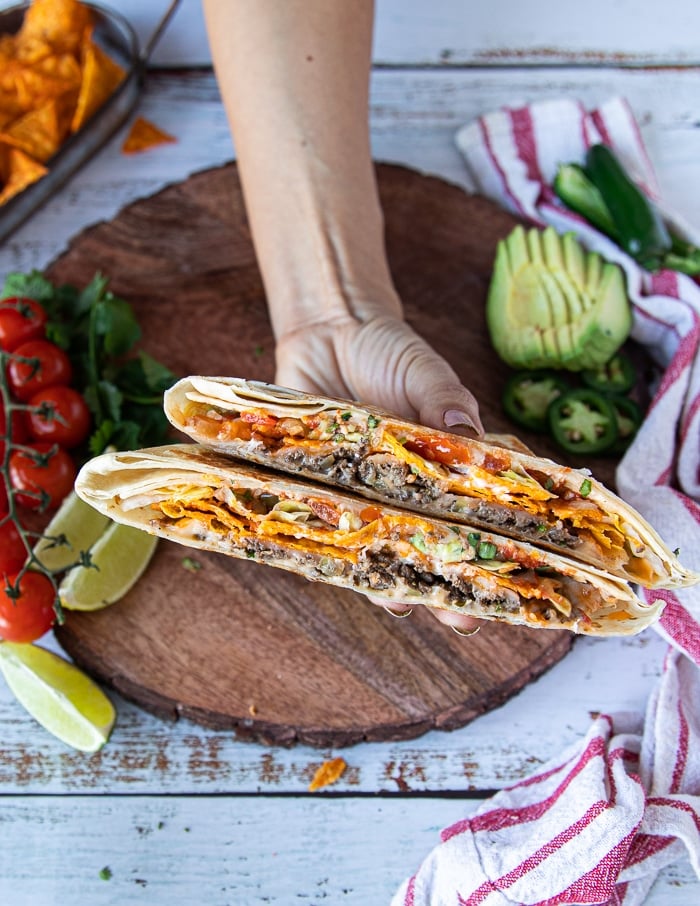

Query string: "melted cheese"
[[191, 406, 629, 565], [151, 485, 612, 624], [378, 431, 450, 482]]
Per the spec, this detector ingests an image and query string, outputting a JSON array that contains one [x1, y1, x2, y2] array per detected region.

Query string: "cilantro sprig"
[[1, 270, 177, 456]]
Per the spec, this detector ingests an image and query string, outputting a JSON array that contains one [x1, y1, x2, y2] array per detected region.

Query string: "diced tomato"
[[359, 505, 382, 523], [240, 410, 278, 428], [404, 435, 472, 467], [307, 498, 340, 526]]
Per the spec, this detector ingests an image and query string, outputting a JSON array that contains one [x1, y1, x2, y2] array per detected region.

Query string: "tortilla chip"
[[0, 145, 47, 204], [0, 34, 16, 63], [0, 89, 24, 122], [35, 51, 83, 87], [7, 65, 77, 111], [0, 99, 63, 162], [0, 0, 127, 208], [122, 117, 176, 154], [70, 37, 125, 133], [13, 36, 54, 65], [18, 0, 92, 57]]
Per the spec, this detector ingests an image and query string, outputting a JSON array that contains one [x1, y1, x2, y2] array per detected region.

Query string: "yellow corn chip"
[[18, 0, 92, 57], [70, 37, 125, 133], [122, 116, 176, 154], [0, 0, 128, 208], [0, 34, 16, 63], [0, 144, 47, 204], [14, 36, 54, 64], [35, 51, 83, 87], [0, 98, 63, 162], [0, 89, 24, 122]]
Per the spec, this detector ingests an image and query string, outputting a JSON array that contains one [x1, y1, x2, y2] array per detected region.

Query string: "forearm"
[[202, 0, 402, 341]]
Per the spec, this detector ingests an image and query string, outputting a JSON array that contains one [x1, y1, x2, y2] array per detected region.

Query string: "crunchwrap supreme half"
[[163, 376, 696, 591], [75, 444, 666, 637]]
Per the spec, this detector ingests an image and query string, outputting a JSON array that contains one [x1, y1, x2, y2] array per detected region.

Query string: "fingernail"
[[451, 624, 481, 637], [383, 606, 413, 619], [443, 409, 479, 432]]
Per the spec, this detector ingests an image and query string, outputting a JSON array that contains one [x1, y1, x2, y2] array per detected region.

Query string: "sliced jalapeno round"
[[502, 370, 570, 433], [547, 389, 618, 455], [581, 353, 636, 395], [608, 394, 643, 454], [585, 144, 672, 269]]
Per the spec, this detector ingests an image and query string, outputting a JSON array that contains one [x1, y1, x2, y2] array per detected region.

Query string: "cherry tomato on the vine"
[[7, 338, 72, 401], [0, 398, 29, 445], [0, 520, 27, 577], [27, 385, 91, 449], [0, 297, 48, 351], [9, 442, 77, 510], [0, 571, 56, 642]]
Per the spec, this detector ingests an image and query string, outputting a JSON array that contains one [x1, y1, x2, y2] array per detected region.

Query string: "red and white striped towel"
[[391, 98, 700, 905]]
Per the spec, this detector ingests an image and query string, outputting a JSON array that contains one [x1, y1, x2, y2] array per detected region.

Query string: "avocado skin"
[[486, 226, 632, 371]]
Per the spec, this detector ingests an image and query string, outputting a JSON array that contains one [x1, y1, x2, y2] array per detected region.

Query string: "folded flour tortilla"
[[163, 376, 696, 590], [75, 444, 667, 637]]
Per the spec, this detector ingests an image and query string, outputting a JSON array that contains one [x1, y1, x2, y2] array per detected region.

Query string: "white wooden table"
[[1, 2, 699, 902]]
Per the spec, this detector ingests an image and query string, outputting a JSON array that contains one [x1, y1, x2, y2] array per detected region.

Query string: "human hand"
[[275, 312, 485, 636]]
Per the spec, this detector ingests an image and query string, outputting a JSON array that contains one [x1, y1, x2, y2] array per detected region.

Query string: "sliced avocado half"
[[486, 226, 632, 371]]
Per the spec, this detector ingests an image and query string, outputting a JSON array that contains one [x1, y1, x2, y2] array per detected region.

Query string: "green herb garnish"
[[367, 414, 380, 429], [579, 478, 592, 498], [409, 533, 427, 553], [1, 271, 177, 457], [476, 541, 498, 560]]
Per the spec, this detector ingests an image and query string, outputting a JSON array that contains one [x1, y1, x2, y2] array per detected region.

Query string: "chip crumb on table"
[[308, 757, 348, 792]]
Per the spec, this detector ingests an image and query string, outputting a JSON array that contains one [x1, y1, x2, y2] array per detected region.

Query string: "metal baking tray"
[[0, 0, 180, 244]]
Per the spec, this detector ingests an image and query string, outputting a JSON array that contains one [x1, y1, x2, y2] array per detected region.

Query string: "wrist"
[[245, 159, 403, 339], [264, 227, 404, 343]]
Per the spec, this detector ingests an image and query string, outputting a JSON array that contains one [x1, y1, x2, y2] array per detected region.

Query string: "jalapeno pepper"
[[585, 144, 671, 270], [608, 394, 643, 454], [547, 388, 618, 455], [502, 370, 570, 433], [662, 234, 700, 276], [553, 163, 619, 240], [581, 352, 636, 395]]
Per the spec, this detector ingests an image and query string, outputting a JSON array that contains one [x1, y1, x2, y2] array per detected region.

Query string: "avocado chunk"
[[486, 226, 632, 371]]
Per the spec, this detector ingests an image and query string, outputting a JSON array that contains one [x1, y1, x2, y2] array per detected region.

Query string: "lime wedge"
[[33, 490, 112, 573], [0, 641, 115, 752], [59, 522, 158, 611]]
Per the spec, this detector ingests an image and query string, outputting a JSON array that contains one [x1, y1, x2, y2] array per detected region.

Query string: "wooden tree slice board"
[[46, 161, 616, 747]]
